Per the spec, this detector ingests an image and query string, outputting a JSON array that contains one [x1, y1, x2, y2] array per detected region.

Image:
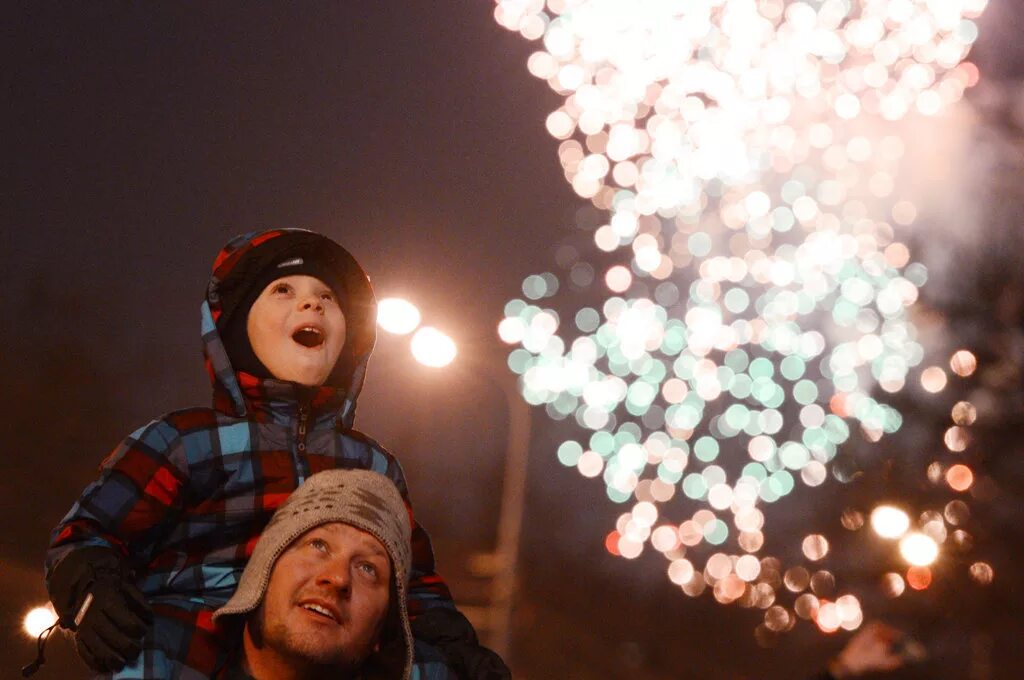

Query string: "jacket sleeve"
[[374, 448, 456, 619], [45, 418, 189, 582]]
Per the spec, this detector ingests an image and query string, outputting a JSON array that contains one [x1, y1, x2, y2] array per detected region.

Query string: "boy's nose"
[[299, 296, 324, 313]]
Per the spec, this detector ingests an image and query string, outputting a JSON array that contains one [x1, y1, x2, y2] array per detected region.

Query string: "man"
[[212, 468, 454, 680]]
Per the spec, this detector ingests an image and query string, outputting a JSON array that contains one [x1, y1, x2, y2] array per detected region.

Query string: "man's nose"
[[316, 561, 352, 594]]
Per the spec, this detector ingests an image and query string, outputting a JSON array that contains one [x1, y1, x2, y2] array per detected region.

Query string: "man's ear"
[[247, 603, 266, 649], [378, 576, 401, 645]]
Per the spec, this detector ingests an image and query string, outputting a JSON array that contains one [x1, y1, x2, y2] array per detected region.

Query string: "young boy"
[[44, 229, 507, 679]]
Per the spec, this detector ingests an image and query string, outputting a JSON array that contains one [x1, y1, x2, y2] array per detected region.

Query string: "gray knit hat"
[[213, 469, 413, 679]]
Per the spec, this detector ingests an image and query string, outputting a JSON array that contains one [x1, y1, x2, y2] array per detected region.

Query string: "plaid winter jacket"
[[45, 230, 456, 679]]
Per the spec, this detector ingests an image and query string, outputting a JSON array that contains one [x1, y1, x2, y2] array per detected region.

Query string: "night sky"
[[5, 2, 1024, 678]]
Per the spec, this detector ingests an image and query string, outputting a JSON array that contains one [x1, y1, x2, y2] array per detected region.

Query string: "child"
[[43, 229, 508, 678]]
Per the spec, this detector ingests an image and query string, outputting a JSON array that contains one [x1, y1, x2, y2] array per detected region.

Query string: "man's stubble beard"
[[252, 603, 367, 677]]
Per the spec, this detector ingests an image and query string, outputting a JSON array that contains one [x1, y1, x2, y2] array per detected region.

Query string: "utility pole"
[[486, 365, 532, 659]]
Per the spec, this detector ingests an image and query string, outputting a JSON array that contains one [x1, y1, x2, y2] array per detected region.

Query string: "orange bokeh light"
[[946, 464, 974, 492], [829, 393, 849, 417], [907, 566, 932, 590], [605, 530, 621, 556], [960, 61, 981, 88]]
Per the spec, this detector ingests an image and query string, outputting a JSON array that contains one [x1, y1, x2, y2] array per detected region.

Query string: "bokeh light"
[[816, 601, 842, 633], [23, 604, 57, 638], [376, 297, 421, 335], [944, 499, 970, 525], [784, 566, 810, 593], [906, 565, 933, 590], [949, 349, 978, 377], [802, 535, 829, 561], [794, 592, 819, 620], [410, 327, 457, 367], [811, 570, 837, 598], [944, 426, 969, 452], [920, 366, 948, 393], [871, 505, 910, 539], [840, 508, 865, 531], [899, 532, 939, 566], [495, 0, 988, 635], [951, 400, 977, 426], [946, 464, 974, 492], [881, 572, 905, 598], [969, 561, 994, 585]]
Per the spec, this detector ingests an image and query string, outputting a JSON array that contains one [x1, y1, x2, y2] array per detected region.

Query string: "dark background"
[[4, 2, 1024, 678]]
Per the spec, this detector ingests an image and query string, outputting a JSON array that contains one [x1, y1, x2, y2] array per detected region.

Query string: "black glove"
[[47, 546, 153, 673], [411, 608, 512, 680]]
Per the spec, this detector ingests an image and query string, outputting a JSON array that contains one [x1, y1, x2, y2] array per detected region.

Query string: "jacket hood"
[[202, 229, 377, 428]]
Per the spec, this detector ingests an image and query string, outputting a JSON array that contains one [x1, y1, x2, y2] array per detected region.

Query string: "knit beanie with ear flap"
[[213, 469, 413, 680], [210, 229, 377, 389]]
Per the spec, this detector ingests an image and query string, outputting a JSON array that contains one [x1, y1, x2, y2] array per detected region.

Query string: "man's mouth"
[[300, 602, 339, 622], [292, 326, 325, 348]]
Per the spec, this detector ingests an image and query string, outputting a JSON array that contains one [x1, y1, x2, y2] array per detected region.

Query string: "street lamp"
[[410, 327, 457, 368], [377, 297, 422, 335], [375, 298, 530, 660], [376, 297, 456, 368]]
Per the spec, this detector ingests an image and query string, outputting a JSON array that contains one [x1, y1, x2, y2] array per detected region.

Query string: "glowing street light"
[[870, 505, 910, 539], [410, 327, 457, 367], [377, 297, 421, 335], [899, 532, 939, 566], [23, 604, 57, 638]]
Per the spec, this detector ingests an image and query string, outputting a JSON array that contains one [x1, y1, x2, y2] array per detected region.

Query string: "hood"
[[201, 229, 377, 428]]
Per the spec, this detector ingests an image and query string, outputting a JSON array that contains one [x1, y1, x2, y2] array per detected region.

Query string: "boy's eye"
[[309, 538, 329, 553], [320, 292, 335, 302], [272, 283, 291, 294], [357, 562, 379, 579]]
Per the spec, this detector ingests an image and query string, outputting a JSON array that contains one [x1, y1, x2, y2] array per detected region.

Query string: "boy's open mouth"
[[292, 327, 325, 348]]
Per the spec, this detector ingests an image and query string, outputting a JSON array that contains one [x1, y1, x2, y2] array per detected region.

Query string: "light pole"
[[375, 298, 532, 660], [456, 347, 531, 660], [402, 338, 531, 659]]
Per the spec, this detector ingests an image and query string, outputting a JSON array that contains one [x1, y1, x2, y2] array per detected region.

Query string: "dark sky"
[[4, 2, 1024, 679]]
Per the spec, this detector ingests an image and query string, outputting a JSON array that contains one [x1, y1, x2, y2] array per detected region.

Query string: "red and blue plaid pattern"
[[47, 231, 456, 678]]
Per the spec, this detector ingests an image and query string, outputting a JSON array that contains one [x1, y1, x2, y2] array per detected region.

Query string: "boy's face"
[[246, 275, 346, 386]]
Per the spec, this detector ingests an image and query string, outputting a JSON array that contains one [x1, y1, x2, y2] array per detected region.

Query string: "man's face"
[[257, 523, 392, 670], [246, 275, 346, 386]]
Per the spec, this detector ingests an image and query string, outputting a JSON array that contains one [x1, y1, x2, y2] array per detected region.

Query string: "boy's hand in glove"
[[47, 546, 153, 673]]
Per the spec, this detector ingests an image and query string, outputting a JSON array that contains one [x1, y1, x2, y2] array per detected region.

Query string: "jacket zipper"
[[295, 403, 310, 484]]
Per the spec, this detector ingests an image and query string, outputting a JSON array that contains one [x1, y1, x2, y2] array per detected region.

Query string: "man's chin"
[[277, 619, 366, 666], [283, 634, 364, 669]]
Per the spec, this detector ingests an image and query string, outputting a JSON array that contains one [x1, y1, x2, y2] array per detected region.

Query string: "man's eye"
[[357, 562, 378, 579]]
